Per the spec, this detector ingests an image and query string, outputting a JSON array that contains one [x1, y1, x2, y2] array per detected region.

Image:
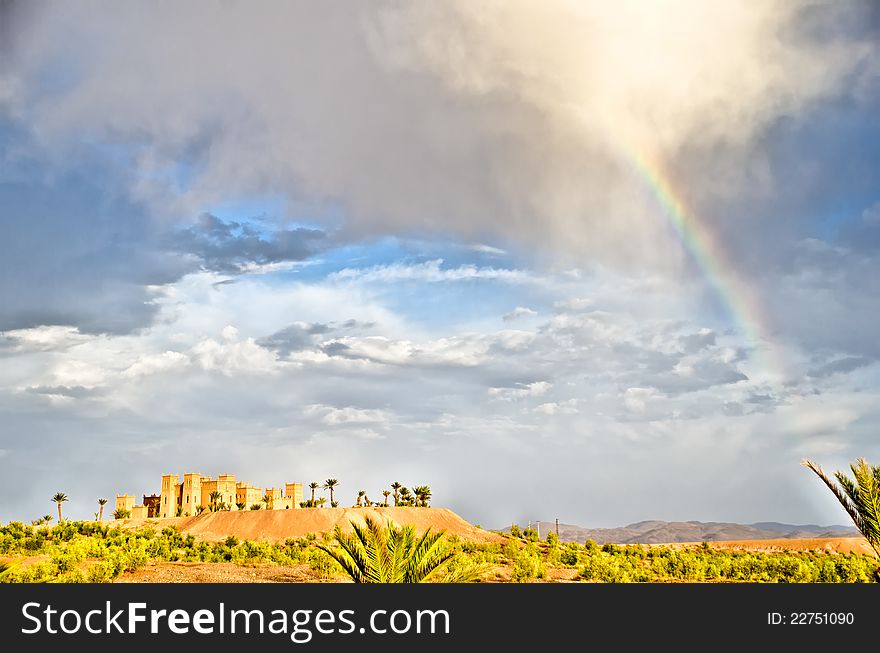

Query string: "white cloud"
[[502, 306, 538, 321], [306, 404, 392, 427], [122, 351, 191, 379], [0, 326, 93, 353], [489, 381, 552, 401], [329, 259, 528, 284], [534, 399, 579, 416], [554, 298, 593, 312]]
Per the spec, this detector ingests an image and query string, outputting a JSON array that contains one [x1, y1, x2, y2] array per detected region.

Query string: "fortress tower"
[[181, 473, 202, 517], [159, 474, 180, 518]]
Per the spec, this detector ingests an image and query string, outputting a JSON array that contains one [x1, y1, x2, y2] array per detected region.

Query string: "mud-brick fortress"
[[115, 473, 303, 519]]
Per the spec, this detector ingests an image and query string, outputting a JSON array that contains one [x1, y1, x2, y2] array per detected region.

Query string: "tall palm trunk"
[[57, 502, 62, 523]]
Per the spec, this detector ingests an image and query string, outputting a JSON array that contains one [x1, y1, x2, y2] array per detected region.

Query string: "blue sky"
[[1, 1, 879, 528]]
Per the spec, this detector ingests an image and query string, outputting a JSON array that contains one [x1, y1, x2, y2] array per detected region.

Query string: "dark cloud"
[[258, 320, 376, 356], [170, 213, 325, 273], [0, 131, 192, 334], [257, 322, 332, 356], [807, 356, 870, 379], [679, 330, 716, 354]]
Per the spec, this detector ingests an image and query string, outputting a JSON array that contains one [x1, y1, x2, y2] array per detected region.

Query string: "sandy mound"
[[118, 507, 502, 544]]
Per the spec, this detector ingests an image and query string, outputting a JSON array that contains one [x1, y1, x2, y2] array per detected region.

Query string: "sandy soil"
[[116, 562, 341, 583], [664, 537, 874, 555], [116, 507, 504, 544]]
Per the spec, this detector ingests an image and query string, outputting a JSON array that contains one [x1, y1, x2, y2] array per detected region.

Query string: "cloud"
[[306, 404, 392, 427], [502, 307, 537, 322], [329, 259, 528, 284], [6, 1, 872, 276], [257, 322, 333, 357], [807, 356, 871, 379], [488, 381, 551, 401], [170, 213, 325, 273]]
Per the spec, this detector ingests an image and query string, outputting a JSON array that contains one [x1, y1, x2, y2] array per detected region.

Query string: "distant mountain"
[[502, 520, 858, 544]]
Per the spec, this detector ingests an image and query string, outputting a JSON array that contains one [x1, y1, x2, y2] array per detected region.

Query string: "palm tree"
[[317, 497, 327, 508], [390, 482, 402, 506], [42, 515, 53, 525], [356, 490, 365, 507], [263, 493, 273, 510], [97, 498, 108, 521], [399, 487, 413, 506], [803, 458, 880, 557], [318, 517, 455, 583], [209, 490, 222, 512], [236, 502, 246, 511], [250, 503, 262, 510], [309, 482, 319, 505], [382, 490, 391, 507], [414, 485, 432, 507], [52, 492, 68, 523], [324, 479, 339, 506]]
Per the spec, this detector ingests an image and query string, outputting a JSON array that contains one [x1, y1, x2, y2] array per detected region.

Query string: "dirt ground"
[[116, 562, 341, 583], [117, 507, 503, 544], [664, 536, 874, 556]]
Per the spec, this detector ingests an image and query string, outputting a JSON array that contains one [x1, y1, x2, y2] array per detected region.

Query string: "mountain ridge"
[[502, 520, 858, 544]]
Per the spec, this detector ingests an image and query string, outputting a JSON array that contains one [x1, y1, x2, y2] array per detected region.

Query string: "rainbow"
[[629, 150, 783, 379]]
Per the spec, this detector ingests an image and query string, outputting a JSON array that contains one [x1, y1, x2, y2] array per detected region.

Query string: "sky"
[[1, 1, 879, 528]]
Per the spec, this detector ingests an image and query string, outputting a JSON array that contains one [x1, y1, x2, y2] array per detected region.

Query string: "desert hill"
[[517, 520, 857, 544], [119, 507, 502, 544]]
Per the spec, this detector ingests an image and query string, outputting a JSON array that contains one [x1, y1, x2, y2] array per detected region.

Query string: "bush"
[[512, 551, 546, 581]]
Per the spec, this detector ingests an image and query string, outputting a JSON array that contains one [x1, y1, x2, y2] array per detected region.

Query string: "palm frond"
[[803, 458, 880, 556]]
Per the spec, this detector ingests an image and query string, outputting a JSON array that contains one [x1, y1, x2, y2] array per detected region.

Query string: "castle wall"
[[126, 473, 304, 516], [115, 494, 134, 517]]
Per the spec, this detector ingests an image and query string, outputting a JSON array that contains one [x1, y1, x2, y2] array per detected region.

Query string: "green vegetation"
[[323, 479, 339, 507], [112, 509, 131, 520], [802, 458, 880, 557], [52, 493, 68, 523], [0, 521, 342, 583], [317, 517, 454, 583], [1, 518, 876, 584]]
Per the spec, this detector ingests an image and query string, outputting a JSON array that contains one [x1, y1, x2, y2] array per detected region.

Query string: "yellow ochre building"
[[115, 473, 303, 518]]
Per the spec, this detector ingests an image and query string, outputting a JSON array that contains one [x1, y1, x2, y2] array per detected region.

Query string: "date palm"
[[390, 482, 402, 506], [97, 498, 107, 522], [318, 516, 455, 583], [413, 485, 432, 507], [209, 490, 222, 512], [398, 486, 413, 506], [52, 492, 68, 523], [324, 479, 339, 506], [356, 490, 366, 507], [317, 497, 327, 508], [42, 515, 53, 525], [382, 490, 391, 507], [308, 482, 320, 505], [236, 502, 246, 511], [803, 458, 880, 557], [262, 493, 273, 510]]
